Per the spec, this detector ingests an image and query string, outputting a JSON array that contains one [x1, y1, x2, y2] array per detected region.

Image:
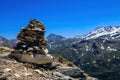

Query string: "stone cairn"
[[10, 19, 53, 65]]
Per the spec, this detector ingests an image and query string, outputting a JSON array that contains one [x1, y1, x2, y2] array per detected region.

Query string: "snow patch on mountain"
[[101, 44, 105, 49], [84, 26, 120, 40], [107, 46, 117, 51]]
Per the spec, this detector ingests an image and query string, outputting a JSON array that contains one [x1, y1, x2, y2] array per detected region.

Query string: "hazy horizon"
[[0, 0, 120, 39]]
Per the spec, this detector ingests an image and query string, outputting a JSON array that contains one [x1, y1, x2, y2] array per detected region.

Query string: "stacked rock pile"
[[9, 19, 53, 64], [16, 19, 48, 55]]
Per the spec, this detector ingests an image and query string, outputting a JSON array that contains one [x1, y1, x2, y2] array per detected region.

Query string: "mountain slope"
[[48, 26, 120, 80], [0, 36, 17, 47], [0, 48, 96, 80], [0, 36, 10, 46]]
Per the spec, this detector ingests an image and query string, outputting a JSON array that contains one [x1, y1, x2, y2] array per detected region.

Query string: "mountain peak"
[[85, 26, 120, 39], [47, 33, 66, 42]]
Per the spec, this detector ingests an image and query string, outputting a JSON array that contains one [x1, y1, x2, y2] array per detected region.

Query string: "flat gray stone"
[[9, 53, 53, 65]]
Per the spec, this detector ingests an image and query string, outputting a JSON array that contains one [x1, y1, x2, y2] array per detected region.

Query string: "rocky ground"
[[0, 47, 97, 80]]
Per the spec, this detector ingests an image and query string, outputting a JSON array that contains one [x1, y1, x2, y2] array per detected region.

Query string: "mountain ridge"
[[84, 26, 120, 40], [1, 26, 120, 44]]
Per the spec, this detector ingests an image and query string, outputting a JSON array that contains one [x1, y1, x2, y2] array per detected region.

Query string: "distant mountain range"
[[47, 26, 120, 80], [0, 26, 120, 80]]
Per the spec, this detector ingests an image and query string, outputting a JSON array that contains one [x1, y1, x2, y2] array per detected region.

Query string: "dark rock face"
[[9, 19, 53, 64]]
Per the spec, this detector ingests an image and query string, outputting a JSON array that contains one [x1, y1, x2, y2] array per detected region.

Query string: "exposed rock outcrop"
[[57, 67, 84, 78], [0, 53, 97, 80]]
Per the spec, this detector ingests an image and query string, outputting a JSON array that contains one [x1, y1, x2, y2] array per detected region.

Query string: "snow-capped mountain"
[[84, 26, 120, 40], [47, 26, 120, 80]]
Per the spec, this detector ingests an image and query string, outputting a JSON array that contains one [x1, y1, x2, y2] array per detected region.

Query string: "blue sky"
[[0, 0, 120, 39]]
